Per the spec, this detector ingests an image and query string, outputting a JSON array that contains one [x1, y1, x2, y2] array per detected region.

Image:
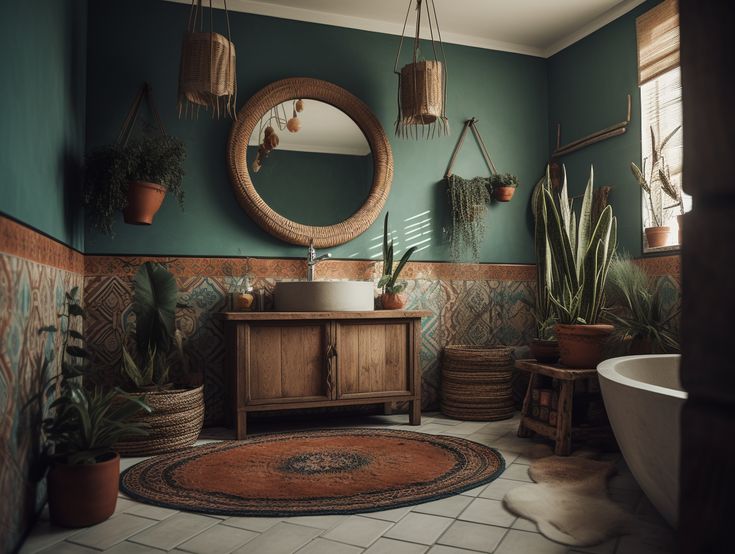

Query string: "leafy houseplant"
[[489, 172, 520, 202], [37, 287, 150, 527], [378, 212, 417, 309], [115, 262, 204, 456], [538, 166, 618, 368], [447, 175, 491, 261], [85, 134, 186, 235], [630, 125, 682, 248], [604, 255, 680, 354]]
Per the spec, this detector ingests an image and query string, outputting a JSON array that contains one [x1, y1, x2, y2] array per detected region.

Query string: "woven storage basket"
[[115, 385, 204, 457], [179, 31, 236, 113], [399, 60, 444, 125], [441, 345, 514, 421]]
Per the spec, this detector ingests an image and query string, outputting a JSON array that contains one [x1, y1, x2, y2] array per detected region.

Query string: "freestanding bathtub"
[[597, 354, 685, 527]]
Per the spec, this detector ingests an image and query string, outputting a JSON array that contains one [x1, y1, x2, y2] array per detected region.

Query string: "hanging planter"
[[489, 173, 520, 202], [178, 0, 237, 119], [394, 0, 449, 138]]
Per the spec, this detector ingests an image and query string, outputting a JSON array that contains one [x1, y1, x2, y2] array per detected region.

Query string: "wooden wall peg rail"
[[553, 94, 632, 158], [222, 310, 430, 438]]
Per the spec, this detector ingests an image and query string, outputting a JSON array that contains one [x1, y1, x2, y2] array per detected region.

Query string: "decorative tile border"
[[635, 254, 681, 279], [0, 215, 84, 274]]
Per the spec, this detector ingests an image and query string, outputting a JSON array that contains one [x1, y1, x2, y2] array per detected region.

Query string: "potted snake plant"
[[539, 166, 617, 368], [115, 262, 204, 456], [36, 287, 150, 527], [378, 212, 417, 309]]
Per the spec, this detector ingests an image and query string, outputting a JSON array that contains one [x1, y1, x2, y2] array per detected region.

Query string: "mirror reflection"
[[247, 99, 373, 227]]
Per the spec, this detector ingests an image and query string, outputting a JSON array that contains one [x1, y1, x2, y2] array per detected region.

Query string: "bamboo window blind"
[[636, 0, 680, 85]]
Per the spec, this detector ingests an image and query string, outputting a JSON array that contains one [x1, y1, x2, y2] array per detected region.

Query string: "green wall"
[[248, 147, 373, 227], [84, 0, 548, 263], [0, 0, 87, 250], [547, 0, 660, 258]]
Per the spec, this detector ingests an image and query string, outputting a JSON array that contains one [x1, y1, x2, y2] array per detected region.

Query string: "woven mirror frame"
[[227, 78, 393, 247]]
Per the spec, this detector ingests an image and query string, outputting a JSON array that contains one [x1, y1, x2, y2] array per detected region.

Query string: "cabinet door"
[[246, 322, 331, 404], [336, 321, 412, 398]]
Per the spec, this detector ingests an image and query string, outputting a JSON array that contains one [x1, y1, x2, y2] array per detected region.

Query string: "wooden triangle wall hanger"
[[445, 118, 498, 179], [117, 83, 167, 147]]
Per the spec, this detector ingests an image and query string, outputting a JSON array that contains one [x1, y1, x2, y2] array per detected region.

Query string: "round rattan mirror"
[[227, 78, 393, 247]]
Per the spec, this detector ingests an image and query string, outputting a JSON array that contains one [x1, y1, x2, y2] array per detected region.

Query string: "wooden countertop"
[[221, 310, 432, 320]]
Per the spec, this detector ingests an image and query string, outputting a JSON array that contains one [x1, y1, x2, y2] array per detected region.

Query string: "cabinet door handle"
[[326, 343, 336, 398]]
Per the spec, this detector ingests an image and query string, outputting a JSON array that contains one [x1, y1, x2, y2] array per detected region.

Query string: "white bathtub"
[[597, 354, 685, 527]]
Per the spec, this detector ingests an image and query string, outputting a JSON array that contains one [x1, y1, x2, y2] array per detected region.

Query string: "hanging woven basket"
[[399, 60, 445, 126], [178, 1, 237, 119]]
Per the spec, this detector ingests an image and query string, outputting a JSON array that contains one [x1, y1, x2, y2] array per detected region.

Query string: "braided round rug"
[[120, 428, 505, 516]]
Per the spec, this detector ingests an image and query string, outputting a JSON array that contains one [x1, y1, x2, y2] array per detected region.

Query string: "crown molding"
[[543, 0, 647, 57], [163, 0, 645, 59]]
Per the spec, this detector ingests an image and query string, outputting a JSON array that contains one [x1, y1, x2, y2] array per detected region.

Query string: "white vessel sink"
[[274, 281, 375, 312]]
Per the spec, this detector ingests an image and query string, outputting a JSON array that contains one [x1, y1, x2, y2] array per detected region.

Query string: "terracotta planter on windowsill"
[[380, 292, 407, 310], [123, 181, 167, 225], [47, 452, 120, 528], [555, 324, 614, 369], [644, 226, 670, 248]]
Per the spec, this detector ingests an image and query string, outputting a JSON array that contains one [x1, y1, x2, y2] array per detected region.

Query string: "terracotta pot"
[[47, 452, 120, 527], [677, 214, 684, 245], [492, 186, 516, 202], [381, 292, 407, 310], [644, 226, 670, 248], [529, 338, 560, 364], [123, 181, 167, 225], [555, 324, 614, 369]]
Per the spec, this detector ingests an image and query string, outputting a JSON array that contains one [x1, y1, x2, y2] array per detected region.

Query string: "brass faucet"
[[306, 239, 331, 281]]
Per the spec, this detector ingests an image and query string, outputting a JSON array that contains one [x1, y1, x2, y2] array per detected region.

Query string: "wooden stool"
[[515, 359, 609, 456]]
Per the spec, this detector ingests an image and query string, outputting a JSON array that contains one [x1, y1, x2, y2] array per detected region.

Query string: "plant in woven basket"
[[447, 175, 490, 261], [85, 134, 186, 236], [378, 212, 417, 309], [31, 287, 151, 527], [604, 254, 679, 354]]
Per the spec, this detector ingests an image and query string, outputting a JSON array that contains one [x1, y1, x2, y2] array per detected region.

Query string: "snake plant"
[[538, 166, 617, 325], [379, 212, 417, 294]]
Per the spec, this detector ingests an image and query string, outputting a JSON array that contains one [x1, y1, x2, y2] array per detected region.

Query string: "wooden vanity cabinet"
[[222, 311, 430, 438]]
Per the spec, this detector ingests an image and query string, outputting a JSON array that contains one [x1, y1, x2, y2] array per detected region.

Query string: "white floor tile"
[[411, 495, 472, 518], [479, 478, 525, 501], [364, 538, 429, 554], [500, 464, 533, 482], [510, 517, 537, 532], [222, 516, 281, 532], [495, 529, 568, 553], [18, 521, 82, 554], [126, 513, 219, 550], [100, 541, 167, 553], [383, 513, 454, 545], [123, 503, 179, 521], [458, 498, 516, 527], [428, 545, 483, 554], [436, 520, 507, 553], [322, 516, 394, 547], [362, 506, 412, 522], [233, 522, 321, 554], [295, 537, 363, 554], [176, 523, 257, 554], [37, 542, 99, 554], [285, 514, 346, 530], [67, 514, 157, 550]]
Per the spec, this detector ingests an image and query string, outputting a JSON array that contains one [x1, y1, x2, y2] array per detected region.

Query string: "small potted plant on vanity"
[[115, 262, 204, 456], [630, 125, 682, 248], [378, 212, 417, 310], [85, 134, 186, 235], [539, 166, 617, 368], [489, 172, 520, 202], [37, 287, 150, 527]]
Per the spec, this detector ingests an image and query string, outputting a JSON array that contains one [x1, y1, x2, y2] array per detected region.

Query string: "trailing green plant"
[[447, 175, 490, 261], [630, 125, 682, 227], [488, 172, 519, 189], [85, 134, 186, 236], [36, 287, 150, 465], [604, 254, 680, 353], [539, 166, 618, 325], [120, 262, 191, 390], [378, 212, 417, 294]]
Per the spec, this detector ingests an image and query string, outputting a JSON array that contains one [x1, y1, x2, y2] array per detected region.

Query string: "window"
[[636, 0, 689, 251]]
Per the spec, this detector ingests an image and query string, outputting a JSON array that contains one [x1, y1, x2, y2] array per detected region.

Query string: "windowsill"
[[642, 244, 681, 255]]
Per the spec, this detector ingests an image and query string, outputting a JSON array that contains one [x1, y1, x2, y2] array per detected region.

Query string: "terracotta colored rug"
[[120, 428, 504, 516]]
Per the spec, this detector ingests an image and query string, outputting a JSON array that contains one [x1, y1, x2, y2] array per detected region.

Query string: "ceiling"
[[165, 0, 645, 57]]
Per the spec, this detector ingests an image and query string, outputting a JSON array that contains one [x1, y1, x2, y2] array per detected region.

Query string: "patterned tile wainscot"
[[83, 256, 539, 425]]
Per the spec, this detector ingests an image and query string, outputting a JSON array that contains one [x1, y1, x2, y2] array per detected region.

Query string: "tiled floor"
[[20, 413, 675, 554]]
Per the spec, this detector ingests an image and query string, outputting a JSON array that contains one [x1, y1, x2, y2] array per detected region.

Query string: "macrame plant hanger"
[[445, 118, 497, 179], [117, 83, 167, 148]]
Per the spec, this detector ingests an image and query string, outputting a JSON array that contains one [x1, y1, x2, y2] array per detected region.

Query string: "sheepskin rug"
[[503, 446, 632, 546]]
